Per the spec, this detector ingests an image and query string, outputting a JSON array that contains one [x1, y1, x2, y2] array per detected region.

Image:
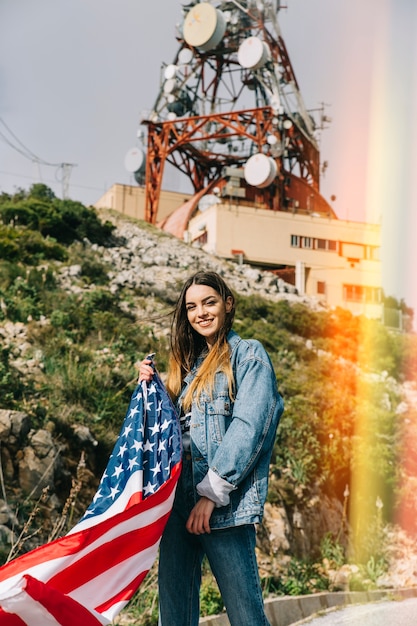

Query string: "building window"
[[365, 286, 382, 302], [316, 238, 337, 251], [344, 285, 363, 302], [367, 246, 380, 260], [341, 242, 365, 260], [292, 235, 338, 252], [193, 231, 208, 246], [317, 281, 326, 295], [343, 284, 382, 303]]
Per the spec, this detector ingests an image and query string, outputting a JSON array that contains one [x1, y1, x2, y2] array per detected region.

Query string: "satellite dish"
[[198, 194, 221, 212], [163, 78, 177, 94], [238, 37, 270, 70], [124, 147, 146, 174], [164, 64, 177, 80], [183, 3, 226, 52], [244, 153, 277, 188], [178, 47, 194, 65]]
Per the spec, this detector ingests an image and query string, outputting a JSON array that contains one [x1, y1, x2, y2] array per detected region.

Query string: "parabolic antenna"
[[198, 194, 221, 212], [183, 2, 226, 52], [178, 47, 193, 65], [164, 64, 177, 80], [124, 147, 145, 174], [163, 78, 177, 94], [238, 36, 271, 70], [244, 153, 277, 188]]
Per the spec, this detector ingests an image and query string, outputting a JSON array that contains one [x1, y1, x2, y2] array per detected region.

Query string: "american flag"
[[0, 364, 182, 625]]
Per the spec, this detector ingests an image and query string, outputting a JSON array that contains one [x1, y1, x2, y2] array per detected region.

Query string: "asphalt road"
[[297, 597, 417, 625]]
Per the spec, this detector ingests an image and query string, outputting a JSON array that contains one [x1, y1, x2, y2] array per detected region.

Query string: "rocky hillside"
[[1, 202, 417, 596], [58, 211, 310, 309], [0, 210, 311, 545]]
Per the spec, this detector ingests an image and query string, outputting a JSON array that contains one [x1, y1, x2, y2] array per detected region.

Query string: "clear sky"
[[1, 0, 416, 312]]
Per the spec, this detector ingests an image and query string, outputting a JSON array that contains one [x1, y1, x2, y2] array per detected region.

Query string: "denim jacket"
[[177, 330, 284, 529]]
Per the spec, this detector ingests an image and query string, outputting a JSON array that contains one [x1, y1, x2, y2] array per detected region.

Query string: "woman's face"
[[185, 284, 233, 348]]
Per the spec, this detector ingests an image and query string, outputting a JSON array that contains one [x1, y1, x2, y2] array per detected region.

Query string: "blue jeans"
[[158, 459, 270, 626]]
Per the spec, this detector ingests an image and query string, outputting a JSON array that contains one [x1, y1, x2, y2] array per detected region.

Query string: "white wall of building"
[[187, 202, 382, 318]]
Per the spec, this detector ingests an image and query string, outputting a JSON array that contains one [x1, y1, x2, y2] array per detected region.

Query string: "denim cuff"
[[196, 469, 236, 508]]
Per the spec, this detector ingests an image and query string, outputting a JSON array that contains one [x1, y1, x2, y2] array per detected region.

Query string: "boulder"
[[18, 430, 60, 498], [0, 410, 31, 447]]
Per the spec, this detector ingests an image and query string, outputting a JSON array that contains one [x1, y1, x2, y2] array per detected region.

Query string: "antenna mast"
[[127, 0, 333, 225]]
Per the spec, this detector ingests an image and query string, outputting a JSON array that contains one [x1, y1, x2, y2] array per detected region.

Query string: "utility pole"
[[58, 162, 77, 199]]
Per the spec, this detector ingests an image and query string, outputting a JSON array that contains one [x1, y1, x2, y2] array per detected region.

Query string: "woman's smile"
[[198, 318, 213, 326], [185, 284, 232, 347]]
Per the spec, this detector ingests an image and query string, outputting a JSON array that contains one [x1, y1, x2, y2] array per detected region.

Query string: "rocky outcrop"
[[57, 213, 314, 308], [0, 408, 99, 553], [257, 488, 348, 579], [17, 429, 61, 499]]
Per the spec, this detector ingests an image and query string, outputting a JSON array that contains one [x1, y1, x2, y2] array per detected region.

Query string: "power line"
[[0, 117, 77, 198], [0, 118, 44, 163], [0, 117, 61, 166]]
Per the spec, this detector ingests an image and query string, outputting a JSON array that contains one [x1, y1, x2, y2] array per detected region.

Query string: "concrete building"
[[94, 183, 192, 224], [186, 199, 381, 319], [95, 184, 382, 319]]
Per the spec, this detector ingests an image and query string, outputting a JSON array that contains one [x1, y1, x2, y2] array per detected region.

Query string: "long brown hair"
[[166, 271, 235, 408]]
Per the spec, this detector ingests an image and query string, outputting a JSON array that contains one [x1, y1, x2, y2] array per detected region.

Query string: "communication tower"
[[126, 0, 334, 229]]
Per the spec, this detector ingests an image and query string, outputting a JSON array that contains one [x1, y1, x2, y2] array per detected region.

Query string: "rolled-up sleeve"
[[196, 469, 236, 507]]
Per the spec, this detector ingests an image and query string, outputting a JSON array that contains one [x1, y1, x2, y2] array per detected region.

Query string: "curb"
[[198, 587, 417, 625]]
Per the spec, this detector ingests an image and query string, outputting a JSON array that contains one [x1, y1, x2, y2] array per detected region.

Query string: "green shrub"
[[0, 224, 66, 263], [0, 348, 25, 407], [80, 259, 109, 285], [266, 559, 330, 596], [0, 266, 58, 322], [0, 184, 114, 247], [320, 533, 346, 568], [200, 579, 224, 617]]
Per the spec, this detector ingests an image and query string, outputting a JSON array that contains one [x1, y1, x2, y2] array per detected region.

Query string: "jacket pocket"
[[206, 396, 233, 444]]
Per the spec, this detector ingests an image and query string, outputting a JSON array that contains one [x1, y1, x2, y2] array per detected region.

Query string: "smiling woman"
[[138, 270, 284, 626], [185, 283, 233, 348]]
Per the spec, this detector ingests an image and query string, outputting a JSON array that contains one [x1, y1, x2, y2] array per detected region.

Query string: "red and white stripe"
[[0, 464, 180, 624]]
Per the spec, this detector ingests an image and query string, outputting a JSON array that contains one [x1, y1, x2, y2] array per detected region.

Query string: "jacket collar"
[[227, 329, 240, 350]]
